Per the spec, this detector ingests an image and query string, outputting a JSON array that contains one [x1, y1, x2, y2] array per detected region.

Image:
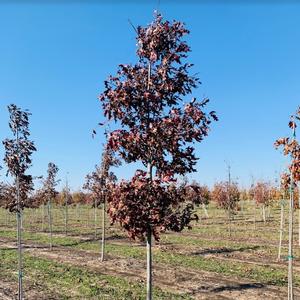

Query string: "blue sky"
[[0, 1, 299, 191]]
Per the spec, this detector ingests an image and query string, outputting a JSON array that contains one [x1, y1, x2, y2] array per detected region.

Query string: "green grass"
[[0, 249, 192, 300], [0, 201, 297, 297], [1, 228, 294, 288]]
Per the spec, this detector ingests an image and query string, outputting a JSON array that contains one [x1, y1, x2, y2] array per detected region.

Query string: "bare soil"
[[0, 237, 298, 300]]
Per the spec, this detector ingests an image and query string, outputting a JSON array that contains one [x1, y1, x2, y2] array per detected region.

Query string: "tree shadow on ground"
[[192, 245, 260, 256], [211, 283, 264, 293], [189, 282, 265, 296]]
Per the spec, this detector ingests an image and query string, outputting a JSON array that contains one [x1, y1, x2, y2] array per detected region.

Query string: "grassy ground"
[[0, 200, 299, 299]]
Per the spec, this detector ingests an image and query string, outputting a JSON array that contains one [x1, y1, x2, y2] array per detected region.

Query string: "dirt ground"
[[0, 237, 298, 300]]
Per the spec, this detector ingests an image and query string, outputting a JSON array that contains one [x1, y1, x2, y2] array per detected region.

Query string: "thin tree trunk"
[[21, 209, 24, 230], [100, 200, 106, 262], [64, 202, 68, 236], [15, 127, 23, 300], [288, 122, 296, 300], [146, 227, 152, 300], [298, 208, 300, 247], [228, 209, 232, 237], [42, 204, 45, 232], [278, 201, 284, 261], [288, 186, 294, 300], [298, 192, 300, 247], [48, 198, 53, 251], [94, 199, 97, 239], [262, 204, 266, 223], [17, 209, 23, 300], [202, 203, 209, 218], [5, 210, 8, 227], [254, 204, 256, 230], [76, 203, 79, 221], [146, 61, 153, 300], [146, 161, 153, 300]]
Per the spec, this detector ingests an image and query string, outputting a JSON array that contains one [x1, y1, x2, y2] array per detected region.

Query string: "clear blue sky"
[[0, 1, 299, 191]]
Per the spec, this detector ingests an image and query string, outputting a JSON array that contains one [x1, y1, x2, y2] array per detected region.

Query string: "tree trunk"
[[253, 203, 256, 230], [94, 199, 97, 239], [262, 204, 266, 223], [100, 200, 106, 262], [228, 209, 232, 237], [5, 210, 8, 227], [202, 203, 209, 218], [42, 204, 45, 232], [64, 202, 68, 236], [21, 210, 24, 230], [277, 201, 284, 261], [146, 160, 153, 300], [298, 192, 300, 247], [48, 198, 53, 251], [288, 186, 294, 299], [298, 208, 300, 247], [146, 227, 152, 300], [76, 203, 79, 221], [16, 172, 23, 300]]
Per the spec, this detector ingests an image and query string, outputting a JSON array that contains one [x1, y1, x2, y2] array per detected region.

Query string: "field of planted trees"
[[1, 198, 300, 299], [1, 6, 300, 300]]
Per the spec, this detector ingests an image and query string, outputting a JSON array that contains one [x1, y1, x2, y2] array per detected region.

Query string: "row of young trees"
[[0, 176, 288, 212], [0, 11, 217, 299], [0, 103, 293, 300]]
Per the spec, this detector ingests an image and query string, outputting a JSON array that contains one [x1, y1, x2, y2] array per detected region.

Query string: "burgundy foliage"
[[185, 183, 211, 206], [99, 13, 217, 241], [107, 171, 198, 241], [84, 145, 120, 207], [2, 104, 37, 212], [275, 108, 300, 185]]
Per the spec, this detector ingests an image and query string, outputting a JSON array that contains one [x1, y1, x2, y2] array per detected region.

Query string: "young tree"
[[72, 190, 87, 221], [212, 182, 240, 213], [99, 13, 217, 299], [62, 179, 71, 236], [250, 181, 271, 222], [2, 104, 36, 300], [275, 108, 300, 300], [84, 144, 119, 261], [212, 181, 240, 222], [84, 165, 104, 239], [185, 182, 211, 218], [41, 162, 59, 250], [277, 172, 289, 261]]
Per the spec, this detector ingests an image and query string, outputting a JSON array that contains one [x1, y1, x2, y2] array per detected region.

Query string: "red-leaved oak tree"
[[99, 13, 217, 299]]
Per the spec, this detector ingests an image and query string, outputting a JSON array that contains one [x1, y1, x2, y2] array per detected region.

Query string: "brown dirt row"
[[1, 226, 295, 269], [0, 239, 297, 300]]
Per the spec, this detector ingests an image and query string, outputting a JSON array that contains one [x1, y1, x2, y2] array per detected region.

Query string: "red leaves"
[[185, 184, 211, 206], [84, 144, 120, 207], [275, 109, 300, 184], [136, 13, 190, 64], [98, 13, 216, 241], [106, 171, 196, 241], [2, 104, 37, 212], [212, 182, 240, 212], [249, 181, 271, 206]]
